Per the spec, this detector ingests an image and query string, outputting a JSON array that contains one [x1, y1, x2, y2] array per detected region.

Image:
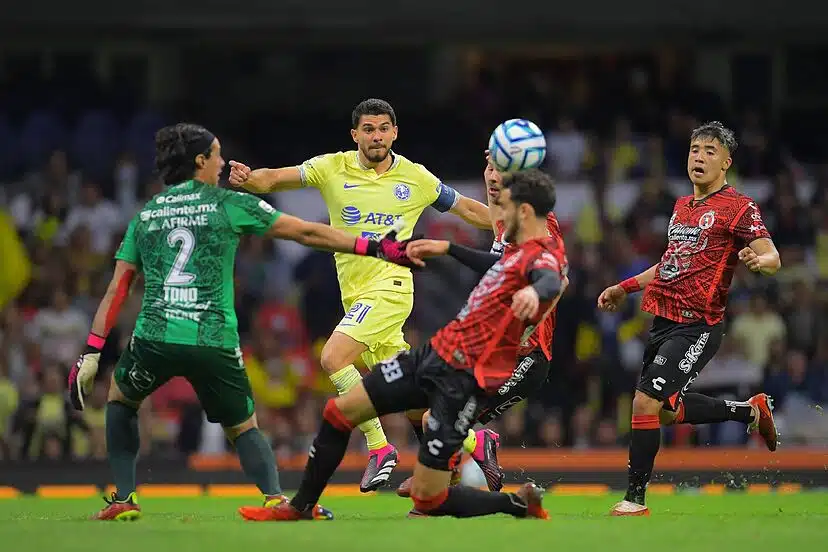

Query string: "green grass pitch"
[[2, 493, 827, 551]]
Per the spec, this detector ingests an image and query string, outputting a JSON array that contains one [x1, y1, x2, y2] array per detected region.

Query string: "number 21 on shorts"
[[341, 302, 372, 326]]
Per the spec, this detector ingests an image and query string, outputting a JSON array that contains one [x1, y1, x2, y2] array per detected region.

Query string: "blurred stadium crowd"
[[1, 61, 827, 463]]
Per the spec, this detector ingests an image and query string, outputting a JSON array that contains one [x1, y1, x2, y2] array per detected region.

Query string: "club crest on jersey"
[[698, 210, 715, 230], [394, 183, 411, 201]]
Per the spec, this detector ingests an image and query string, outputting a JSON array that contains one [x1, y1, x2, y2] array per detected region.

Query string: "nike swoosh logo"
[[343, 183, 359, 189]]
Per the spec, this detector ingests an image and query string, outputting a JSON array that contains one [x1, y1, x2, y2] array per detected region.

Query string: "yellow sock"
[[329, 365, 388, 451], [462, 429, 477, 454]]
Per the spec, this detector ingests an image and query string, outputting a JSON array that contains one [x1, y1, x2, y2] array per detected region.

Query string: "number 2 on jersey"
[[165, 228, 197, 286]]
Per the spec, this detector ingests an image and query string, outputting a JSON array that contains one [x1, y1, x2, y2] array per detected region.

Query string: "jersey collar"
[[690, 182, 730, 207], [354, 150, 400, 172]]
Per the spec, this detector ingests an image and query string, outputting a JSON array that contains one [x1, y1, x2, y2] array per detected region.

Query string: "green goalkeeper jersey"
[[115, 180, 281, 348]]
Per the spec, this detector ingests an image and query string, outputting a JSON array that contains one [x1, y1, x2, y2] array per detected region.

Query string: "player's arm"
[[267, 214, 412, 265], [69, 260, 138, 410], [449, 195, 492, 230], [740, 238, 781, 275], [733, 200, 779, 275], [512, 254, 564, 320], [405, 239, 499, 274], [228, 162, 304, 193], [597, 264, 657, 312], [429, 180, 491, 230]]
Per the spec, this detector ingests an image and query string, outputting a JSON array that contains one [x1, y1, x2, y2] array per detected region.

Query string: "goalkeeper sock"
[[674, 394, 755, 425], [413, 486, 527, 518], [234, 428, 281, 496], [105, 401, 140, 499], [330, 364, 388, 451], [291, 400, 353, 513]]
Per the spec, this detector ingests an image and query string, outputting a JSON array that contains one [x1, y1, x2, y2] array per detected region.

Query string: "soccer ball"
[[488, 118, 547, 173]]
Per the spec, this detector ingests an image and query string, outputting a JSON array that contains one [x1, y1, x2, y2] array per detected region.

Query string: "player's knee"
[[319, 342, 342, 374], [320, 332, 364, 374], [328, 384, 377, 427], [224, 415, 257, 441], [632, 390, 663, 416]]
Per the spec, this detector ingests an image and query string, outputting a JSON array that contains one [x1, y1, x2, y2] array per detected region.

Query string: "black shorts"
[[637, 316, 724, 411], [362, 343, 484, 471], [476, 349, 550, 425]]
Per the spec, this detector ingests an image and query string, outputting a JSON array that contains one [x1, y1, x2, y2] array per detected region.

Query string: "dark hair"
[[154, 123, 215, 185], [351, 98, 396, 128], [690, 121, 738, 154], [502, 169, 556, 217]]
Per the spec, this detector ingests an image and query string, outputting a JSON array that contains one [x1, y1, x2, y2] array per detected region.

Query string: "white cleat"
[[610, 499, 650, 517]]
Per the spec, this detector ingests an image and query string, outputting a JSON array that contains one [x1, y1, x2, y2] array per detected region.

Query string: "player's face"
[[351, 114, 398, 164], [484, 158, 503, 201], [687, 137, 731, 186], [197, 139, 225, 186], [495, 187, 520, 242]]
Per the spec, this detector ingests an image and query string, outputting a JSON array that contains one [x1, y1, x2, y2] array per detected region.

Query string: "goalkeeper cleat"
[[239, 501, 334, 522], [748, 393, 779, 452], [515, 483, 549, 520], [91, 492, 141, 521], [360, 444, 398, 493], [471, 429, 504, 492]]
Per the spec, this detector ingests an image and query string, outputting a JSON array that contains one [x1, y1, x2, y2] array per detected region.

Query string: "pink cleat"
[[360, 444, 399, 492], [471, 429, 504, 491]]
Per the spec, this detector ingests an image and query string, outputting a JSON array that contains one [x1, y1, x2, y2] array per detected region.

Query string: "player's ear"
[[350, 128, 358, 144], [194, 154, 206, 169], [723, 156, 732, 171], [392, 126, 398, 141]]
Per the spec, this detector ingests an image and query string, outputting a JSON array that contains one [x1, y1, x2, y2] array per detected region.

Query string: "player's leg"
[[321, 297, 398, 484], [408, 364, 547, 519], [660, 392, 778, 451], [93, 338, 173, 520], [184, 345, 300, 511], [327, 292, 413, 491], [397, 352, 550, 498], [240, 349, 430, 521], [614, 323, 724, 516]]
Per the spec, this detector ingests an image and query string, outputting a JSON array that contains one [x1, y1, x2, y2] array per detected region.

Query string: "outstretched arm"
[[405, 239, 500, 274], [228, 161, 304, 193], [266, 214, 414, 267], [449, 195, 492, 230]]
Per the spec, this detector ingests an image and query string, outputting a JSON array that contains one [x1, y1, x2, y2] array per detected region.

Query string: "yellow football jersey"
[[299, 150, 457, 302]]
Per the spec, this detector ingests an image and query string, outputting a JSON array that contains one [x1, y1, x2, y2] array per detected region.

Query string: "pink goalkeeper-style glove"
[[354, 220, 420, 268]]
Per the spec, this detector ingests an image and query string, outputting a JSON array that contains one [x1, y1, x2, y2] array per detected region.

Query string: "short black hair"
[[502, 169, 556, 217], [154, 123, 215, 185], [351, 98, 396, 129], [690, 121, 738, 154]]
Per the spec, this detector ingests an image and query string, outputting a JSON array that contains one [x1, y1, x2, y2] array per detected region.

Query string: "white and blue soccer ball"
[[488, 118, 547, 173]]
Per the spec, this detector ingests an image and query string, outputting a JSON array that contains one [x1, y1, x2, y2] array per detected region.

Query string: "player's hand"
[[68, 346, 101, 410], [738, 247, 762, 272], [597, 284, 626, 312], [512, 286, 540, 320], [405, 239, 450, 267], [228, 160, 251, 187], [369, 220, 421, 268]]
